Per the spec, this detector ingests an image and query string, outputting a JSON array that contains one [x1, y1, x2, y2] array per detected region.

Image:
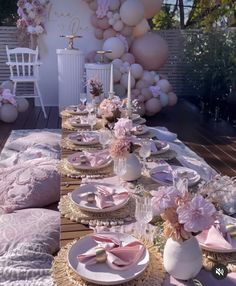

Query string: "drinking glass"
[[86, 102, 94, 114], [135, 194, 153, 241], [87, 113, 97, 131], [138, 140, 152, 175], [99, 129, 113, 149], [113, 157, 127, 185], [80, 93, 87, 106]]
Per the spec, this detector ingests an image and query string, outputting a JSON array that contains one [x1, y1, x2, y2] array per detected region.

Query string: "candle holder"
[[96, 50, 112, 64]]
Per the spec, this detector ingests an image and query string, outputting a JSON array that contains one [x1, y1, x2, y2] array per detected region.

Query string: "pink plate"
[[67, 131, 99, 146], [67, 232, 149, 285]]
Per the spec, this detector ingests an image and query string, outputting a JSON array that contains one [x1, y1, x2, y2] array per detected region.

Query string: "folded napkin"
[[83, 150, 110, 167], [95, 186, 129, 209], [78, 234, 145, 270], [148, 127, 177, 142], [177, 155, 217, 181], [150, 164, 173, 183], [197, 225, 232, 250]]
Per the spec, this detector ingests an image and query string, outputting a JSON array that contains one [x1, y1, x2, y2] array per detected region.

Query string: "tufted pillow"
[[6, 131, 61, 152], [0, 158, 60, 212], [0, 208, 60, 255]]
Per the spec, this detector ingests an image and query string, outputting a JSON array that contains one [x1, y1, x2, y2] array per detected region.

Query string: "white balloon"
[[112, 58, 123, 68], [120, 73, 136, 89], [123, 61, 130, 68], [154, 74, 160, 83], [142, 70, 155, 85], [113, 67, 122, 83], [157, 79, 173, 93], [133, 18, 150, 37], [120, 0, 144, 26], [160, 92, 169, 107], [113, 20, 124, 32], [113, 13, 120, 20], [119, 66, 126, 74], [130, 63, 143, 79], [103, 37, 125, 60], [109, 0, 121, 11], [0, 104, 18, 123], [16, 98, 29, 112]]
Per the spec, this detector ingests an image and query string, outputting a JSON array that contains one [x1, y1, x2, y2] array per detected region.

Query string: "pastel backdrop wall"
[[38, 0, 102, 106]]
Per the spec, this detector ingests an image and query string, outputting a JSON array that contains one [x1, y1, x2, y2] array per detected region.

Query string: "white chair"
[[6, 45, 47, 118]]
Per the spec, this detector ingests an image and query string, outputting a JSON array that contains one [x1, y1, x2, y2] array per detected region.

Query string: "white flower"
[[27, 25, 35, 34], [28, 11, 36, 19], [35, 25, 44, 34], [25, 2, 33, 12]]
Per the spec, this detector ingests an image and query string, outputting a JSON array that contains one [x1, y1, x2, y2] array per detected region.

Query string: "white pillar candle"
[[109, 63, 114, 93], [127, 69, 131, 113]]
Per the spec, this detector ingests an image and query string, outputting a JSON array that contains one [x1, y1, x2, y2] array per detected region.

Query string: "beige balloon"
[[140, 0, 163, 19], [133, 18, 150, 37]]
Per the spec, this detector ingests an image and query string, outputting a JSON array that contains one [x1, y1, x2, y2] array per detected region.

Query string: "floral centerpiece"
[[99, 95, 122, 123], [152, 181, 216, 242]]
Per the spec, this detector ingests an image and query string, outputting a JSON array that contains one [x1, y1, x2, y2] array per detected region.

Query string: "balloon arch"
[[16, 0, 177, 116]]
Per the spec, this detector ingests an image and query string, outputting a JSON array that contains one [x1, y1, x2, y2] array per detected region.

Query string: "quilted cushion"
[[7, 131, 61, 152], [0, 208, 60, 255], [0, 158, 60, 212]]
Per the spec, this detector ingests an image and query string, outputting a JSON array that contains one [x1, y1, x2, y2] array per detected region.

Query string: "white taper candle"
[[127, 69, 131, 112], [109, 63, 114, 93]]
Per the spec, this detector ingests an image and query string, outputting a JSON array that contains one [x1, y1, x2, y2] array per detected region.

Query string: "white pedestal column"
[[57, 49, 85, 111], [85, 63, 111, 100]]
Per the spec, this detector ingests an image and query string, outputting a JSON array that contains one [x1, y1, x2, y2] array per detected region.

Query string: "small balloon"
[[0, 104, 18, 123], [112, 58, 123, 68], [103, 28, 116, 40], [142, 70, 155, 85], [157, 79, 172, 93], [168, 92, 178, 106], [145, 97, 162, 116], [113, 67, 122, 83], [130, 63, 143, 79], [136, 79, 149, 89], [94, 28, 104, 39], [16, 98, 29, 112], [97, 17, 110, 30], [159, 92, 169, 107], [141, 87, 152, 101], [121, 53, 135, 64], [121, 25, 133, 37], [132, 88, 140, 96], [113, 20, 124, 32], [133, 18, 150, 37]]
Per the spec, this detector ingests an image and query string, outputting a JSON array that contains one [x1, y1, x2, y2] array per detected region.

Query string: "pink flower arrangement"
[[113, 118, 133, 138], [152, 180, 216, 242], [17, 0, 49, 35], [110, 137, 131, 159], [99, 95, 122, 121], [0, 88, 17, 107]]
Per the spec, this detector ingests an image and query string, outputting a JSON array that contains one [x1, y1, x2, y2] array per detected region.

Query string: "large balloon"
[[145, 97, 162, 116], [131, 33, 169, 70], [120, 0, 144, 26], [133, 19, 150, 37], [140, 0, 163, 19], [103, 37, 125, 59]]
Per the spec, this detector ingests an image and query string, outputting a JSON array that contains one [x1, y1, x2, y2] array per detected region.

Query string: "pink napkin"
[[95, 186, 129, 209], [150, 164, 173, 183], [77, 234, 145, 270], [83, 150, 110, 167], [197, 225, 232, 250]]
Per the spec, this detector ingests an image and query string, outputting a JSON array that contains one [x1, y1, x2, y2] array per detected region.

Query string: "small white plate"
[[67, 132, 99, 146], [149, 165, 200, 187], [67, 232, 149, 285], [67, 151, 112, 170], [197, 215, 236, 253], [70, 183, 130, 213]]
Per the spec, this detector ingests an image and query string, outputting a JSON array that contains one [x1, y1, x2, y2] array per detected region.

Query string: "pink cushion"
[[0, 158, 60, 212], [0, 208, 60, 255], [7, 131, 61, 152]]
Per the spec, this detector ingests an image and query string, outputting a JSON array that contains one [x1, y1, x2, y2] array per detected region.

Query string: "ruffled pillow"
[[0, 208, 60, 255], [0, 158, 60, 212], [6, 131, 61, 152]]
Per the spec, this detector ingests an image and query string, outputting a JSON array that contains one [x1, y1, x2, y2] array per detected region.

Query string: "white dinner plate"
[[67, 131, 100, 146], [151, 140, 170, 155], [149, 165, 200, 187], [65, 105, 88, 115], [197, 215, 236, 253], [70, 183, 130, 213], [67, 151, 112, 171], [67, 232, 149, 285]]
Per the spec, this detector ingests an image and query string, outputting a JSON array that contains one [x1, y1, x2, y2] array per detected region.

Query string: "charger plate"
[[67, 233, 149, 285], [52, 240, 165, 286]]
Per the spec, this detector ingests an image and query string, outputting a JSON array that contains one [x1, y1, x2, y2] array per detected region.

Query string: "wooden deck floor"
[[0, 100, 235, 176]]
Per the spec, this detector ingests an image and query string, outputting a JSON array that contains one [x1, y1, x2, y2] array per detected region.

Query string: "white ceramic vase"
[[122, 153, 142, 181], [163, 236, 202, 280]]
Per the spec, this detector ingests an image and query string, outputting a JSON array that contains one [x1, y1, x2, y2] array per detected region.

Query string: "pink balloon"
[[140, 0, 163, 19], [131, 32, 169, 70], [145, 97, 162, 116], [91, 13, 99, 28], [168, 92, 178, 106], [103, 28, 117, 40], [97, 17, 110, 30], [136, 79, 149, 89], [121, 26, 133, 37], [121, 53, 135, 64], [141, 87, 152, 101], [94, 28, 104, 40]]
